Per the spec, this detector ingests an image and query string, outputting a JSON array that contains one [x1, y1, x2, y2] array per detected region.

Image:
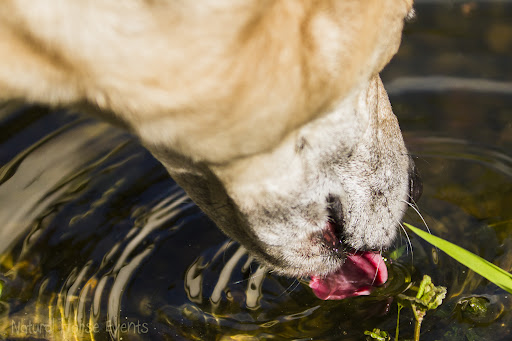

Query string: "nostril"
[[409, 162, 423, 204]]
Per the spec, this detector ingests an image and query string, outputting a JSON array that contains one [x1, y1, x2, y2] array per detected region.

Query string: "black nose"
[[409, 161, 423, 204]]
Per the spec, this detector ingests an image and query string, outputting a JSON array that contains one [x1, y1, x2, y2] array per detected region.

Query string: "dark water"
[[0, 1, 511, 340]]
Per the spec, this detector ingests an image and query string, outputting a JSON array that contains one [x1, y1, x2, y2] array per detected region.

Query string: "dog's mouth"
[[309, 247, 388, 300], [308, 200, 388, 300]]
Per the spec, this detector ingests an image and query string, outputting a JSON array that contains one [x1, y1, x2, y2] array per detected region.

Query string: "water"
[[0, 1, 511, 340]]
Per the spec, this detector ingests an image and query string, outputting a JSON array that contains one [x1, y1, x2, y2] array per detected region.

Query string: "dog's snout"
[[408, 161, 423, 204]]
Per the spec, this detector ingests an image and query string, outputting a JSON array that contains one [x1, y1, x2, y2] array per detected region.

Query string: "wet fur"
[[0, 0, 415, 277]]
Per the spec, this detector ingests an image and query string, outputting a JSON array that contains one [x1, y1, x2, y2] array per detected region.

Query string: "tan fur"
[[0, 0, 416, 278], [0, 0, 412, 163]]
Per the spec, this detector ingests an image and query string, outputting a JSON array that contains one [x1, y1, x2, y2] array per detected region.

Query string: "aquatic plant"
[[365, 275, 446, 341], [405, 223, 512, 294], [367, 220, 512, 341]]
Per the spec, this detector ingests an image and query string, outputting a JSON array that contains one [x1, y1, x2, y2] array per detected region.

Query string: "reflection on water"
[[0, 1, 511, 340]]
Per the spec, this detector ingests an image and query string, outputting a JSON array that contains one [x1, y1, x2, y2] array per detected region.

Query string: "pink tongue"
[[309, 251, 388, 300]]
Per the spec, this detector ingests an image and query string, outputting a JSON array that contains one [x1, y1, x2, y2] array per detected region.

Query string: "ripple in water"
[[1, 2, 512, 339]]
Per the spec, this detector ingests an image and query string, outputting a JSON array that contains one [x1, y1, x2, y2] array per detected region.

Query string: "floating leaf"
[[364, 328, 390, 341]]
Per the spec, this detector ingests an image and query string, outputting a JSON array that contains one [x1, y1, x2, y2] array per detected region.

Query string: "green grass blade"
[[404, 223, 512, 294]]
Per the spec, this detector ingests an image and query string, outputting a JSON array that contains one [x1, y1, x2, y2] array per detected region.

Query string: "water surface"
[[0, 1, 511, 340]]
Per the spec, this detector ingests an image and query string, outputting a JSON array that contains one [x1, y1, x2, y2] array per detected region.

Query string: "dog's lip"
[[309, 249, 388, 300], [322, 220, 342, 251]]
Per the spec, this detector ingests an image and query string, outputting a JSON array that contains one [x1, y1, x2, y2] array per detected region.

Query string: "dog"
[[0, 0, 421, 299]]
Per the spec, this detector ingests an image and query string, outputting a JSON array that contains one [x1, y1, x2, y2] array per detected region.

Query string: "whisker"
[[398, 220, 414, 263], [403, 199, 431, 235], [278, 278, 301, 298], [371, 249, 384, 286], [230, 267, 268, 285], [279, 279, 297, 297], [222, 240, 235, 265]]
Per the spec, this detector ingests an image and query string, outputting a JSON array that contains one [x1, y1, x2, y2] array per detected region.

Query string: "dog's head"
[[157, 75, 421, 280], [142, 0, 419, 299], [0, 0, 417, 299]]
